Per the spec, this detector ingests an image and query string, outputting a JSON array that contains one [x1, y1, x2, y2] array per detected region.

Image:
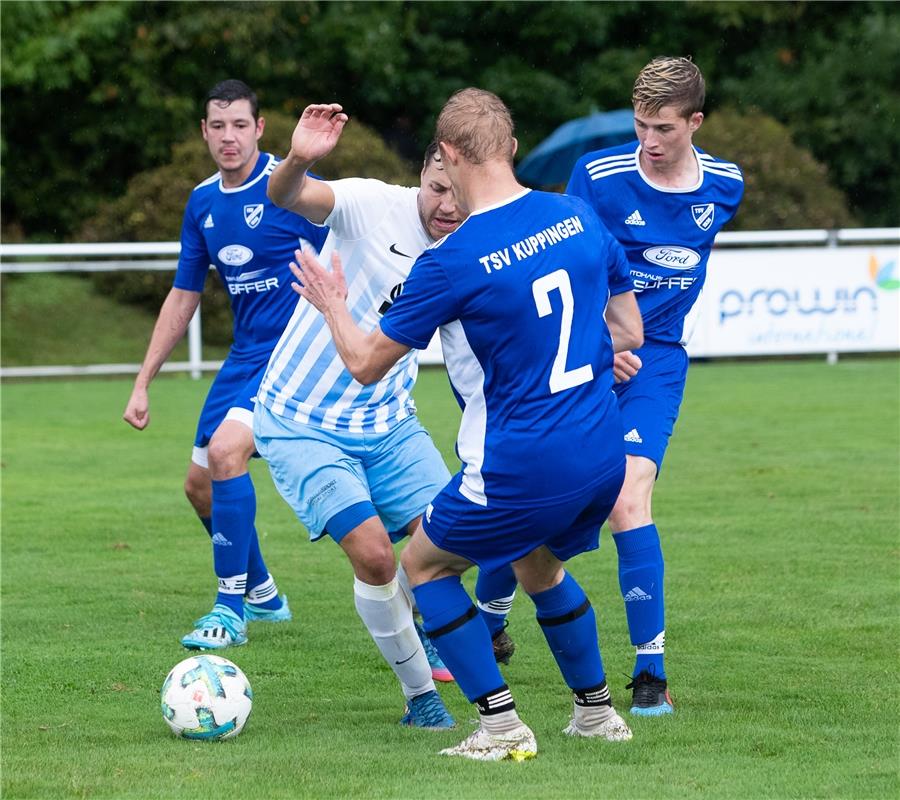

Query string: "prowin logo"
[[870, 254, 899, 290]]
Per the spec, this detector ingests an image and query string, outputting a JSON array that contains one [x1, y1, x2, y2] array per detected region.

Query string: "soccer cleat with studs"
[[563, 711, 633, 741], [400, 689, 456, 729], [492, 622, 516, 665], [243, 593, 292, 623], [181, 604, 248, 650], [414, 621, 454, 682], [440, 723, 537, 762], [626, 670, 674, 716]]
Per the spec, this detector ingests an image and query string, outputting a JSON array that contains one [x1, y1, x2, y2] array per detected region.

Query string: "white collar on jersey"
[[468, 187, 532, 217], [635, 145, 703, 194]]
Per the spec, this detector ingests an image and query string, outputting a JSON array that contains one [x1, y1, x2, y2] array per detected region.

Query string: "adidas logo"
[[624, 428, 643, 444], [211, 532, 232, 546], [624, 209, 645, 226], [204, 213, 215, 229], [624, 586, 652, 602]]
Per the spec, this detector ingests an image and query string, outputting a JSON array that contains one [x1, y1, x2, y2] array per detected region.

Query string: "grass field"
[[2, 358, 898, 799]]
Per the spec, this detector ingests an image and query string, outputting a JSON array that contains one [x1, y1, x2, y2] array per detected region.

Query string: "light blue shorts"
[[253, 404, 451, 542]]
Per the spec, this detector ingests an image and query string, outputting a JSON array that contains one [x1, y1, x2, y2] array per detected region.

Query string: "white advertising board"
[[688, 246, 899, 356]]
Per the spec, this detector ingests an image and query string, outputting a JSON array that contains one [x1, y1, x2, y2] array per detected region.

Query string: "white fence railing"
[[1, 228, 898, 379]]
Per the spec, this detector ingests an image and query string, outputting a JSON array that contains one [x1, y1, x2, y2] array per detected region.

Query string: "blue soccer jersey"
[[175, 152, 328, 361], [380, 189, 633, 507], [566, 142, 744, 344]]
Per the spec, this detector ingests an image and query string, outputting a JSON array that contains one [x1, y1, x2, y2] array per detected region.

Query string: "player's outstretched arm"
[[123, 288, 201, 430], [290, 247, 410, 384], [267, 103, 347, 223]]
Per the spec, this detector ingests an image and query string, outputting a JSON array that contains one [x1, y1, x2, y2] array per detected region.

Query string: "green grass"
[[0, 273, 229, 366], [2, 359, 899, 799]]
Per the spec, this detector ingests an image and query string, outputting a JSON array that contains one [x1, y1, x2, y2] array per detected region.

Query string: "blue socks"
[[532, 572, 606, 690], [413, 576, 505, 703], [475, 564, 517, 637], [202, 479, 283, 615], [211, 474, 256, 617], [613, 524, 665, 679]]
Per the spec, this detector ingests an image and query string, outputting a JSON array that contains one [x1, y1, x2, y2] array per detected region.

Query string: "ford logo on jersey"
[[218, 244, 254, 267], [642, 246, 701, 270]]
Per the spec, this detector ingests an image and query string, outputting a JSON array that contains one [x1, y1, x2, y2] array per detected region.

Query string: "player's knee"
[[207, 436, 248, 477], [357, 552, 397, 586]]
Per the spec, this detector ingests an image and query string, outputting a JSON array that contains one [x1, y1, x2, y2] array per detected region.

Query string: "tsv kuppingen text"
[[478, 215, 585, 274]]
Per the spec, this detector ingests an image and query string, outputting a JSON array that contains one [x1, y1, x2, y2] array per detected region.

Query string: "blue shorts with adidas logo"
[[612, 341, 689, 474]]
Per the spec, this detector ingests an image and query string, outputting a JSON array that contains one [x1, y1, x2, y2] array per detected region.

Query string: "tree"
[[2, 1, 895, 240], [696, 109, 856, 230], [78, 110, 418, 345]]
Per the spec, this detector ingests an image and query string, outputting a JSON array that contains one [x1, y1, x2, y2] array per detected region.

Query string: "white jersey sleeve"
[[326, 178, 412, 242]]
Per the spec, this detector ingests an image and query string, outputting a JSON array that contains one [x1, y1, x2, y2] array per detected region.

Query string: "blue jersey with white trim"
[[567, 142, 743, 344], [380, 189, 632, 507], [176, 152, 328, 361]]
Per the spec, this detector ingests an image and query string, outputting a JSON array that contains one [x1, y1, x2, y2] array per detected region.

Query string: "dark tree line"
[[2, 0, 897, 241]]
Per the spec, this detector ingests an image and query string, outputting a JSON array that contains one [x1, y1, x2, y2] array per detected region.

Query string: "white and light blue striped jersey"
[[176, 152, 328, 361], [256, 178, 432, 433], [380, 189, 633, 507], [567, 142, 744, 345]]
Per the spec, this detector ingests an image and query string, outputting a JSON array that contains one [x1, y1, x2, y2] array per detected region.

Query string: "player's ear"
[[511, 137, 519, 158], [438, 141, 458, 166], [256, 116, 266, 140], [688, 112, 704, 133], [201, 119, 208, 141]]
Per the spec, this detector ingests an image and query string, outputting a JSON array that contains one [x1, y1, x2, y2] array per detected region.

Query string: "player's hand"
[[291, 248, 348, 315], [123, 386, 150, 430], [613, 351, 642, 383], [290, 104, 348, 164]]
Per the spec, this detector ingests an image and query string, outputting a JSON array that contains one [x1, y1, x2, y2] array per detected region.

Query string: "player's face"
[[202, 99, 265, 186], [633, 105, 703, 172], [418, 159, 463, 241]]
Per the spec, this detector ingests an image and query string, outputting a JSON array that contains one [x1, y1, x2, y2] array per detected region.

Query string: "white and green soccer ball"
[[161, 655, 253, 740]]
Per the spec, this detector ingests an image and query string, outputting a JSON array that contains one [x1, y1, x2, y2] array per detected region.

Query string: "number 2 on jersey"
[[531, 269, 594, 394]]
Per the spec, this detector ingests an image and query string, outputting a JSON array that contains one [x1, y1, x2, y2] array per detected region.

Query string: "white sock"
[[395, 563, 417, 614], [246, 574, 278, 604], [480, 709, 523, 735], [353, 577, 434, 700]]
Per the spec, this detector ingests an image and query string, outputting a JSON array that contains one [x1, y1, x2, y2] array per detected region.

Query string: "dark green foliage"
[[696, 109, 856, 230], [79, 111, 419, 345], [2, 1, 896, 240]]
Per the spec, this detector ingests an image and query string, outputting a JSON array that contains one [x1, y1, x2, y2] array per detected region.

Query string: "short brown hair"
[[435, 88, 515, 165], [632, 57, 705, 118]]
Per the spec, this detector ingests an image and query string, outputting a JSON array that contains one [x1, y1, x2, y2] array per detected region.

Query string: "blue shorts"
[[422, 460, 625, 573], [253, 404, 451, 542], [192, 357, 268, 465], [612, 341, 689, 473]]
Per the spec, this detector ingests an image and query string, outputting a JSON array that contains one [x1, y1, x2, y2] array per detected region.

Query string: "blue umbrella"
[[516, 108, 636, 187]]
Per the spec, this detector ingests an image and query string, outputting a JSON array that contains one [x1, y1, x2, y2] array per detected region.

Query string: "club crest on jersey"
[[244, 204, 264, 229], [691, 203, 715, 231]]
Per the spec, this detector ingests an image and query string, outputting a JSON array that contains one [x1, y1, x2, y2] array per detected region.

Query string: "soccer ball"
[[160, 654, 253, 740]]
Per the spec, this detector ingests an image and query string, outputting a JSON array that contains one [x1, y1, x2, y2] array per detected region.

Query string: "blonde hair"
[[435, 88, 515, 165], [632, 56, 705, 118]]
